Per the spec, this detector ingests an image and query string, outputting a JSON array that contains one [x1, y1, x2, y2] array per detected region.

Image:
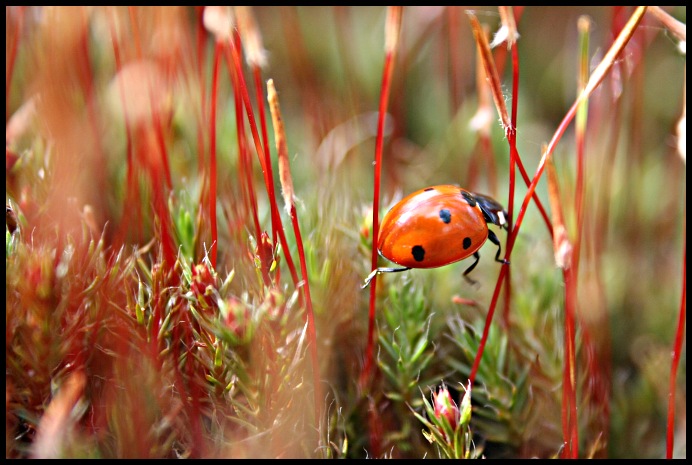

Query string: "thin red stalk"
[[250, 62, 283, 286], [562, 265, 578, 458], [77, 17, 111, 217], [195, 8, 209, 236], [252, 67, 279, 246], [470, 265, 508, 383], [362, 7, 402, 392], [469, 13, 553, 239], [267, 78, 322, 434], [506, 6, 646, 255], [506, 104, 576, 259], [547, 156, 579, 459], [209, 40, 222, 268], [468, 24, 498, 194], [502, 36, 520, 326], [471, 6, 647, 384], [361, 51, 392, 386], [291, 204, 322, 426], [148, 115, 176, 268], [232, 29, 257, 242], [245, 35, 283, 284], [169, 301, 204, 458], [127, 6, 175, 267], [239, 105, 263, 252], [223, 38, 302, 294], [447, 6, 462, 112], [195, 7, 207, 177], [185, 322, 204, 458], [568, 295, 578, 458], [573, 16, 592, 279], [6, 7, 24, 122], [226, 39, 262, 253], [278, 6, 325, 139], [153, 159, 177, 269], [128, 6, 143, 59], [666, 234, 686, 458], [150, 104, 173, 191], [515, 159, 554, 237], [108, 9, 141, 248]]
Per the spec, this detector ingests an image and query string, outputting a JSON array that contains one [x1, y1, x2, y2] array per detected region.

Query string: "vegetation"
[[6, 6, 686, 459]]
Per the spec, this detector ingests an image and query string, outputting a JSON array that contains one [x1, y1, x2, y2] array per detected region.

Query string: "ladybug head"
[[473, 192, 508, 230]]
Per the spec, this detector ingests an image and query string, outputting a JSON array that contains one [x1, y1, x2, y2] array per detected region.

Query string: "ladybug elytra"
[[363, 185, 509, 288]]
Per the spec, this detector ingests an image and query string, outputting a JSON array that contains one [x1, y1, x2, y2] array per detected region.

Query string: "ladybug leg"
[[362, 266, 410, 289], [462, 252, 480, 285], [487, 230, 510, 265]]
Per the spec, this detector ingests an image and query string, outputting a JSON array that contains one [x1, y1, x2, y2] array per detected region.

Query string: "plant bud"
[[433, 385, 460, 432]]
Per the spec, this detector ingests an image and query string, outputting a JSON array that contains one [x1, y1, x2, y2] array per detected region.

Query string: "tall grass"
[[6, 6, 686, 459]]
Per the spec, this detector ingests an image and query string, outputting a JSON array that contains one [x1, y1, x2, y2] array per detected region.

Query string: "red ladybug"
[[363, 185, 509, 288]]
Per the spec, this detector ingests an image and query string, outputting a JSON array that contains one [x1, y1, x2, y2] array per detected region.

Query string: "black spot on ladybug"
[[461, 190, 477, 207], [412, 245, 425, 262], [439, 208, 451, 224], [462, 237, 472, 250], [424, 187, 434, 192]]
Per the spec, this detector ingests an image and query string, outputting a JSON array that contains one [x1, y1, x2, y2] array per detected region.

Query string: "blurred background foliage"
[[6, 6, 686, 459]]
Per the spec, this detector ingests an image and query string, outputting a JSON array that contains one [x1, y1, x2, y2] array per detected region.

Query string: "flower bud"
[[433, 385, 460, 432]]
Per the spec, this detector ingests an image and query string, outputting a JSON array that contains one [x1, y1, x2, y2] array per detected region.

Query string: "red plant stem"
[[447, 6, 462, 111], [126, 6, 175, 268], [209, 40, 222, 268], [472, 74, 599, 384], [151, 104, 173, 192], [148, 114, 176, 269], [507, 2, 645, 269], [170, 302, 204, 458], [362, 48, 397, 391], [289, 203, 323, 428], [472, 1, 644, 438], [252, 66, 279, 248], [6, 7, 24, 122], [515, 160, 554, 238], [76, 19, 111, 221], [230, 28, 280, 285], [223, 39, 302, 294], [560, 20, 590, 458], [666, 235, 686, 458], [128, 7, 143, 59], [251, 63, 284, 286], [267, 77, 322, 432], [239, 100, 263, 250], [108, 9, 140, 248], [546, 154, 585, 458], [469, 265, 507, 384], [185, 323, 204, 458], [471, 6, 645, 388], [226, 42, 262, 251], [362, 8, 402, 457], [195, 7, 207, 179], [561, 264, 578, 458], [502, 40, 520, 326], [153, 152, 177, 270]]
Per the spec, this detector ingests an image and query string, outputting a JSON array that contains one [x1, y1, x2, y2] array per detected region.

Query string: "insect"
[[362, 185, 509, 288]]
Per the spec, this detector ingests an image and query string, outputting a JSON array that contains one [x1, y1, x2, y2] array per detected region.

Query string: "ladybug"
[[362, 185, 509, 288]]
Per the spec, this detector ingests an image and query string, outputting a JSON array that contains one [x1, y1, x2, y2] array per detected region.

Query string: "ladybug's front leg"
[[362, 266, 410, 289]]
